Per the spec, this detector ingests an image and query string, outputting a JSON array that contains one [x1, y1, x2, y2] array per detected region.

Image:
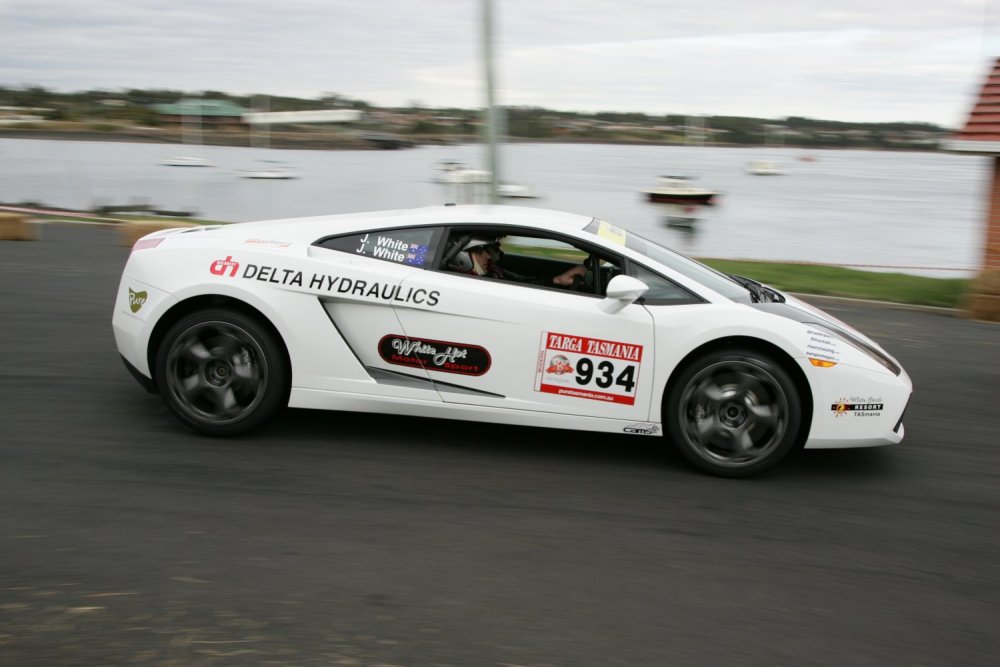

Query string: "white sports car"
[[113, 205, 911, 476]]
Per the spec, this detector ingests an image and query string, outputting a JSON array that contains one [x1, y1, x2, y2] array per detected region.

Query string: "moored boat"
[[643, 176, 716, 205]]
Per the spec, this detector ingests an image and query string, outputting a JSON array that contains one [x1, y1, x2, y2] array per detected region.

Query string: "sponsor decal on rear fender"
[[208, 257, 440, 307], [378, 335, 491, 376], [210, 255, 240, 277], [128, 288, 147, 313]]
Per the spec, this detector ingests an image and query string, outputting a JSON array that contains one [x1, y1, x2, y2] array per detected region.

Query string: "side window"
[[631, 264, 701, 305], [440, 228, 623, 297], [318, 227, 440, 268], [500, 235, 590, 267]]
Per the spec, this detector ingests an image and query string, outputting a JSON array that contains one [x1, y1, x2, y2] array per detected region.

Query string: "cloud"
[[0, 0, 996, 125]]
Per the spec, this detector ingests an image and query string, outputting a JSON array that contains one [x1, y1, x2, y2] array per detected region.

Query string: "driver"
[[452, 237, 512, 279], [448, 235, 592, 288], [449, 236, 533, 282]]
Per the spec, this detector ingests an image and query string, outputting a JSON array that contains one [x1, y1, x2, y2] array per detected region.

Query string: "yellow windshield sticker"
[[596, 220, 627, 246]]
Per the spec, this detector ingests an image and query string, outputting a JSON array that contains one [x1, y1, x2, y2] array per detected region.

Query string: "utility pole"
[[481, 0, 500, 203]]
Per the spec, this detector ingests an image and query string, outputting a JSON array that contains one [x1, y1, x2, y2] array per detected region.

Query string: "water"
[[0, 137, 988, 276]]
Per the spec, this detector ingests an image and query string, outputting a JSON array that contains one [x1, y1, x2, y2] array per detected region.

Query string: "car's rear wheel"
[[155, 308, 288, 436], [666, 348, 801, 477]]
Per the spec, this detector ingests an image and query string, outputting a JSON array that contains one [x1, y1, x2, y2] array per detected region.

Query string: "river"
[[0, 137, 987, 276]]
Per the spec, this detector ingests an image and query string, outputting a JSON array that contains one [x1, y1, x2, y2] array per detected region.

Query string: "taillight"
[[132, 237, 164, 252]]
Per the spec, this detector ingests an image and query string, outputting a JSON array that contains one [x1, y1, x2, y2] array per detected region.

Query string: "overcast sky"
[[2, 0, 998, 127]]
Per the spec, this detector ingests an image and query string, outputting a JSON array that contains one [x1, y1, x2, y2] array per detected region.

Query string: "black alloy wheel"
[[666, 348, 801, 477], [155, 308, 288, 436]]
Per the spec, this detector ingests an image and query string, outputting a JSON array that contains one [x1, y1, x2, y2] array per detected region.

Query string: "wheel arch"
[[659, 335, 813, 447], [146, 294, 292, 394]]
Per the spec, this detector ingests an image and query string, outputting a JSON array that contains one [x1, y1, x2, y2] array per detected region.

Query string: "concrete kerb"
[[790, 292, 963, 317]]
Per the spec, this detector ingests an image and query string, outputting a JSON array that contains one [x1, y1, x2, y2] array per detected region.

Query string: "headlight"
[[804, 322, 901, 376]]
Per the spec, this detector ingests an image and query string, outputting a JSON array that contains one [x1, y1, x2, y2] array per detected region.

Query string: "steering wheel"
[[570, 266, 595, 292]]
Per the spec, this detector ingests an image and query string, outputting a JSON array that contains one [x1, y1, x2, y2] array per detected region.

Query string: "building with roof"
[[944, 57, 1000, 320], [151, 99, 249, 129]]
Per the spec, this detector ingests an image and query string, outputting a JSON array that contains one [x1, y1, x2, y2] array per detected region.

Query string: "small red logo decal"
[[210, 256, 240, 277]]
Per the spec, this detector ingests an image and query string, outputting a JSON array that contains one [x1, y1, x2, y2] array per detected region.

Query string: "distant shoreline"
[[0, 127, 938, 153], [0, 127, 384, 150]]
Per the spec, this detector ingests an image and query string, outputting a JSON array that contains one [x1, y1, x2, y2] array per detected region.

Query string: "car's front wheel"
[[155, 308, 288, 436], [666, 348, 801, 477]]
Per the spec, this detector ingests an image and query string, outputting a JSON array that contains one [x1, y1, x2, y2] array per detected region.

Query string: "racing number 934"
[[535, 332, 642, 405], [575, 357, 636, 392]]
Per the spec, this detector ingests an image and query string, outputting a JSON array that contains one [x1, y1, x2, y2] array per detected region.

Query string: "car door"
[[391, 230, 656, 421], [310, 225, 446, 397]]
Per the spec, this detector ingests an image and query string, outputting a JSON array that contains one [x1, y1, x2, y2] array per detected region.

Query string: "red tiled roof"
[[952, 57, 1000, 144]]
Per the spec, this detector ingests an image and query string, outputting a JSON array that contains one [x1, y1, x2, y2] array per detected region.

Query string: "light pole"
[[480, 0, 500, 203]]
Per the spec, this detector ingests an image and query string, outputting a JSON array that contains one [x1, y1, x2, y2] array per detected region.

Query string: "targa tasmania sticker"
[[378, 335, 491, 376], [534, 332, 642, 405]]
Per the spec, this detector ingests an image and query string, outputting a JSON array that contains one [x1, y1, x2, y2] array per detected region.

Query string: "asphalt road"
[[2, 224, 999, 667]]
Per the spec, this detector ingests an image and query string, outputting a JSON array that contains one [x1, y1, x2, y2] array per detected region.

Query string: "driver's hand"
[[552, 265, 586, 286]]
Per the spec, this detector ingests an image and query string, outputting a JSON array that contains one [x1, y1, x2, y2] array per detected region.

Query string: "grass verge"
[[700, 259, 969, 309]]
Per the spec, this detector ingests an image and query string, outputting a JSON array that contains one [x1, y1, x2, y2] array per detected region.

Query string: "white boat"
[[433, 160, 471, 183], [643, 176, 716, 205], [497, 182, 540, 199], [238, 164, 298, 179], [746, 159, 783, 176], [162, 156, 214, 167], [440, 168, 491, 184]]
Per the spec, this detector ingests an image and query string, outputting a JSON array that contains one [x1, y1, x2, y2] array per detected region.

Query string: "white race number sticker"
[[534, 332, 643, 405]]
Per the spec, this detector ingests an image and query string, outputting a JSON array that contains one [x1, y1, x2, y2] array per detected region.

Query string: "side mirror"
[[599, 275, 648, 314]]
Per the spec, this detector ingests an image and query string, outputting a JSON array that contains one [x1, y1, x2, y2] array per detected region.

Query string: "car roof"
[[217, 205, 594, 244]]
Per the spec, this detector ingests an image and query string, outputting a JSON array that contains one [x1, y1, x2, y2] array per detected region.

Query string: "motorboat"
[[238, 160, 298, 179], [437, 164, 541, 200], [433, 160, 472, 183], [746, 160, 783, 175], [239, 166, 298, 179], [162, 156, 214, 167], [643, 176, 716, 205], [497, 182, 540, 199]]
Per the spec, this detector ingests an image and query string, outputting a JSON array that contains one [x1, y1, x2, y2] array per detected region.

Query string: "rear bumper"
[[121, 355, 157, 393]]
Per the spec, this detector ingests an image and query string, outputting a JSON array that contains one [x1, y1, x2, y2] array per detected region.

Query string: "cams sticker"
[[378, 335, 491, 376], [623, 423, 659, 435], [832, 396, 884, 417], [128, 288, 147, 313], [534, 331, 642, 405]]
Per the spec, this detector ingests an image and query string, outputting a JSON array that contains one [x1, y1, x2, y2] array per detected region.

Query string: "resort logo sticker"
[[832, 396, 884, 417], [128, 288, 148, 313]]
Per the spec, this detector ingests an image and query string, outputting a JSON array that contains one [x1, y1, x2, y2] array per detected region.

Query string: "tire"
[[154, 308, 288, 436], [665, 348, 801, 477]]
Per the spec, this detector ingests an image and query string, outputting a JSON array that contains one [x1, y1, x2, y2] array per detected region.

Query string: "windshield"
[[584, 219, 749, 300]]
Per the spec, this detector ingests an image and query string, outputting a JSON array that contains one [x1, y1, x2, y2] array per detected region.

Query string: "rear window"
[[317, 227, 441, 268]]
